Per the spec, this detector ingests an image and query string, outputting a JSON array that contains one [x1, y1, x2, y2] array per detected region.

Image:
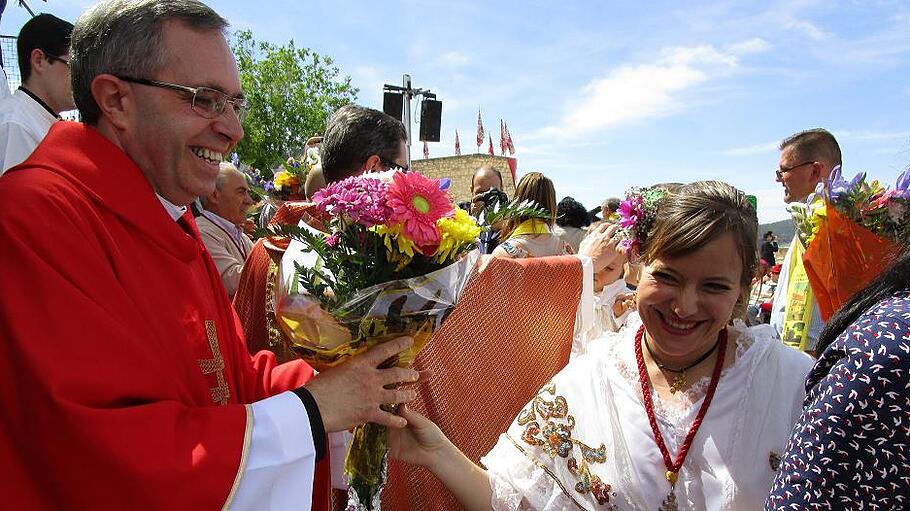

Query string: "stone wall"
[[411, 155, 516, 205]]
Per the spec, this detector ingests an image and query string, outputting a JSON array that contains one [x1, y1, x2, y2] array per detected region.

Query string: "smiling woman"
[[387, 180, 816, 511]]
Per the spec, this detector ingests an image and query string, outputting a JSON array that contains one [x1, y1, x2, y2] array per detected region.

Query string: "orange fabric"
[[803, 205, 900, 321], [233, 201, 319, 362], [382, 255, 583, 510]]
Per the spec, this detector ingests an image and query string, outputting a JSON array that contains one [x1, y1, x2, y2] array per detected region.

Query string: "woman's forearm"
[[429, 439, 495, 511]]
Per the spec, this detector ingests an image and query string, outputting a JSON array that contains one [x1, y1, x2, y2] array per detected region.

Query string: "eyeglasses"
[[114, 75, 249, 122], [380, 158, 410, 172], [45, 53, 69, 66], [775, 160, 816, 179]]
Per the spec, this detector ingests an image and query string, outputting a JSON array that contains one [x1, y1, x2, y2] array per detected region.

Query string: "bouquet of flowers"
[[274, 169, 547, 510], [792, 166, 908, 321]]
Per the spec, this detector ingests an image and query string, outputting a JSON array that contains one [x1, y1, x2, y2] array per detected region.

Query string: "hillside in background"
[[758, 219, 795, 246]]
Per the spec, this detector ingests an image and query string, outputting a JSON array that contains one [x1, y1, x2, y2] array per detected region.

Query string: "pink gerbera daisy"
[[386, 171, 454, 247]]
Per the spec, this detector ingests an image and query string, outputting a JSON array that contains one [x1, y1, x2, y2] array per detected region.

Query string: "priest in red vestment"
[[0, 2, 418, 510]]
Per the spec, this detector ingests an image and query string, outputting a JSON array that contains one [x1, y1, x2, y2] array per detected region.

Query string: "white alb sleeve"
[[230, 391, 317, 510]]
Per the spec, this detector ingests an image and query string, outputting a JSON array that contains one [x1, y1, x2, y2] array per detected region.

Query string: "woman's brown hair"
[[502, 172, 557, 236], [641, 180, 758, 318]]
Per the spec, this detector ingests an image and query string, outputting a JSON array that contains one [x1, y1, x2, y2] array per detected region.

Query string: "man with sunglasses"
[[0, 1, 418, 510], [770, 128, 842, 354], [0, 13, 74, 173]]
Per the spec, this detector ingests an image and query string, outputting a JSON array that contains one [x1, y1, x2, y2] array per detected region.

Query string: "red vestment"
[[0, 123, 328, 510]]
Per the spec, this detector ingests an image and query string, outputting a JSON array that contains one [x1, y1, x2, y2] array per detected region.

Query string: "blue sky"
[[3, 0, 909, 223]]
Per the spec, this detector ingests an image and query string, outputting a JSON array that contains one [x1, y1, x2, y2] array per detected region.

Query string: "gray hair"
[[71, 0, 228, 125], [201, 162, 242, 206]]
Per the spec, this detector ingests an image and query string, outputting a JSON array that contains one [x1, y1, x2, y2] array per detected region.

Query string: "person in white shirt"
[[0, 67, 10, 100], [0, 13, 75, 174], [769, 128, 841, 353], [198, 162, 256, 297]]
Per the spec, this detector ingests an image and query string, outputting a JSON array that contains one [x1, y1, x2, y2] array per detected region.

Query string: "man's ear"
[[91, 74, 132, 130], [28, 48, 49, 77], [810, 161, 825, 182], [362, 154, 382, 173]]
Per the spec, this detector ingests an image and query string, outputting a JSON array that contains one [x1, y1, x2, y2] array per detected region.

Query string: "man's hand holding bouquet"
[[273, 168, 547, 509]]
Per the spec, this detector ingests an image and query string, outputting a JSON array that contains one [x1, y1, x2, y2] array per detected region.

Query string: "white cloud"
[[436, 51, 470, 68], [780, 17, 829, 41], [536, 45, 739, 139], [728, 38, 771, 55], [723, 141, 779, 156]]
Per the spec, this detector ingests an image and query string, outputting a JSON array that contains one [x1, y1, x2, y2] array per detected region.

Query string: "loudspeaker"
[[383, 92, 403, 121], [419, 100, 442, 142]]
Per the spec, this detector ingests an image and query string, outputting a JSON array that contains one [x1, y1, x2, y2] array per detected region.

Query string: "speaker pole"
[[403, 74, 412, 166], [383, 75, 441, 168]]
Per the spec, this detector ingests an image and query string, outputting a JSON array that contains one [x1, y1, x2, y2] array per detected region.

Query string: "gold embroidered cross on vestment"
[[199, 320, 231, 405]]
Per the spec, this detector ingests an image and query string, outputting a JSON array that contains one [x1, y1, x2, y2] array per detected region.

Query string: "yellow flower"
[[273, 170, 299, 191], [434, 208, 481, 263], [373, 223, 417, 270]]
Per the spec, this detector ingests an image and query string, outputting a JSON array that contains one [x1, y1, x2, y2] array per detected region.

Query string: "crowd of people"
[[0, 1, 908, 510]]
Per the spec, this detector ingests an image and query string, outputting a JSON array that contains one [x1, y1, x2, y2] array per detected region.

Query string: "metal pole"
[[402, 74, 412, 166]]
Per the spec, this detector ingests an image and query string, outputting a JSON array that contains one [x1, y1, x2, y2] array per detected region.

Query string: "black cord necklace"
[[643, 329, 726, 394]]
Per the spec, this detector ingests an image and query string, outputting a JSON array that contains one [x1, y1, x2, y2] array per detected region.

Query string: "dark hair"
[[642, 181, 758, 317], [320, 104, 407, 183], [17, 14, 74, 82], [503, 172, 557, 234], [602, 197, 621, 214], [815, 245, 909, 354], [556, 196, 590, 229], [779, 128, 842, 170], [764, 231, 774, 239], [71, 0, 228, 125]]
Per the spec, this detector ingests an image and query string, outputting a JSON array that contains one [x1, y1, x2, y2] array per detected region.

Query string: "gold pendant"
[[669, 372, 686, 394]]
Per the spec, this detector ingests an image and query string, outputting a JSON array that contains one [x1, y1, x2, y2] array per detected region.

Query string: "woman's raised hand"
[[580, 223, 625, 274], [388, 405, 451, 469]]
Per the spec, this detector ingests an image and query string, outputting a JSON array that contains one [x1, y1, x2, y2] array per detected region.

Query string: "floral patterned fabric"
[[483, 316, 813, 510], [767, 290, 910, 509]]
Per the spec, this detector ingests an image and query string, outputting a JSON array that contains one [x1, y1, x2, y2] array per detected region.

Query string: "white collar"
[[200, 209, 240, 233], [157, 194, 188, 221]]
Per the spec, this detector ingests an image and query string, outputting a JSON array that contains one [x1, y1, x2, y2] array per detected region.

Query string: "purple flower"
[[438, 178, 452, 190], [325, 232, 341, 247], [231, 152, 240, 166], [894, 167, 910, 199], [312, 175, 393, 227], [618, 237, 638, 258], [617, 196, 643, 229], [264, 181, 275, 193]]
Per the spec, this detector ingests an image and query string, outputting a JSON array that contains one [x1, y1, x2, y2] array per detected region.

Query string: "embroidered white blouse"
[[482, 315, 813, 510]]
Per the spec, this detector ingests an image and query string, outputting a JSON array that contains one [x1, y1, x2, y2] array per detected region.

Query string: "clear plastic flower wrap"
[[271, 169, 549, 509]]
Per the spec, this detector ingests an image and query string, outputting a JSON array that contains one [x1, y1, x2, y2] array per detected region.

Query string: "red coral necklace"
[[634, 324, 727, 511]]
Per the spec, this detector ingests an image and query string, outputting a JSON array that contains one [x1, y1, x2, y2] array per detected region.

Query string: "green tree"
[[232, 30, 358, 173]]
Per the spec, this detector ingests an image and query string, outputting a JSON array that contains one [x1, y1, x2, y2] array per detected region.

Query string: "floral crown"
[[616, 186, 667, 260]]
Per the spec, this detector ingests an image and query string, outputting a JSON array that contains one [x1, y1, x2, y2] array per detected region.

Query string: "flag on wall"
[[504, 121, 515, 155], [500, 120, 507, 155], [454, 130, 461, 156], [476, 109, 484, 150], [487, 134, 494, 156]]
